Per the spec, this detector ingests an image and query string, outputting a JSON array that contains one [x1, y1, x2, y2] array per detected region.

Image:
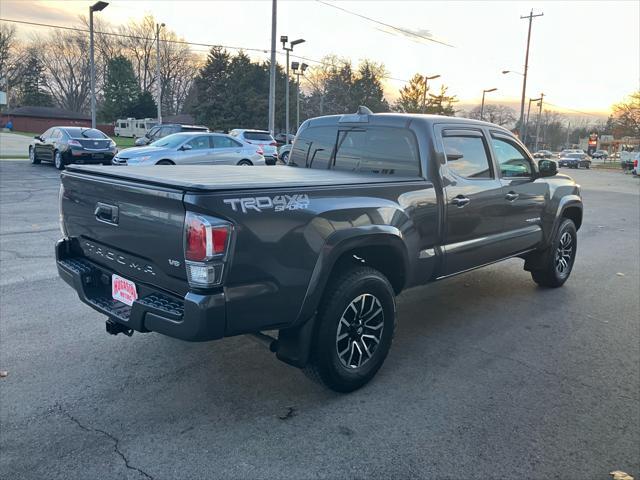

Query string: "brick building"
[[0, 106, 114, 135]]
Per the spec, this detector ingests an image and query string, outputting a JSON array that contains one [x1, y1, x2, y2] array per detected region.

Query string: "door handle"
[[505, 191, 519, 201], [451, 196, 470, 207], [94, 202, 119, 225]]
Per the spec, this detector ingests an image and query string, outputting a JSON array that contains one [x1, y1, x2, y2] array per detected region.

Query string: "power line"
[[543, 101, 605, 118], [315, 0, 455, 48], [0, 18, 271, 54], [0, 17, 411, 83]]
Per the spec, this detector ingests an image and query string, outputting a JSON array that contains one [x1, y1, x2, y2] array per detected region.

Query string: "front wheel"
[[30, 147, 40, 164], [156, 160, 174, 165], [279, 151, 289, 164], [54, 150, 65, 170], [304, 266, 396, 392], [531, 218, 577, 288], [237, 160, 252, 166]]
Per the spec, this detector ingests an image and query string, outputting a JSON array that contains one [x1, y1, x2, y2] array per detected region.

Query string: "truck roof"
[[303, 112, 512, 133], [66, 165, 420, 192]]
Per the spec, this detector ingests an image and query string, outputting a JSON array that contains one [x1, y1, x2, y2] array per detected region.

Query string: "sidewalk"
[[0, 132, 31, 158]]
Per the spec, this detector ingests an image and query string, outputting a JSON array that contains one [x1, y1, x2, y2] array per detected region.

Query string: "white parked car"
[[229, 129, 278, 165]]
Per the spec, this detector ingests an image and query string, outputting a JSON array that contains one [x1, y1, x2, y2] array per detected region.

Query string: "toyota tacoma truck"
[[56, 109, 583, 392]]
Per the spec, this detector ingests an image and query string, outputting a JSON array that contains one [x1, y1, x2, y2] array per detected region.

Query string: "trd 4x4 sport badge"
[[224, 194, 309, 213]]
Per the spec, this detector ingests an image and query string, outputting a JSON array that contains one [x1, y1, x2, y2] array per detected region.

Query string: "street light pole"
[[534, 92, 545, 151], [523, 95, 542, 147], [155, 22, 165, 124], [89, 1, 108, 129], [421, 74, 440, 113], [480, 88, 497, 121], [268, 0, 277, 136], [518, 9, 543, 136], [291, 62, 308, 132], [281, 37, 305, 144]]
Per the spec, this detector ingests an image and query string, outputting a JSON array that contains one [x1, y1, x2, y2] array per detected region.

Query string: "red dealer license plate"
[[112, 274, 138, 306]]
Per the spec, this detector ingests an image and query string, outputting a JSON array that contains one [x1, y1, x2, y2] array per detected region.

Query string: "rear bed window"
[[244, 132, 273, 141], [290, 125, 420, 176]]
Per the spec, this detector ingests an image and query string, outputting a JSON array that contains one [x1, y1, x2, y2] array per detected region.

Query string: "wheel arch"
[[277, 227, 408, 369], [296, 226, 408, 325]]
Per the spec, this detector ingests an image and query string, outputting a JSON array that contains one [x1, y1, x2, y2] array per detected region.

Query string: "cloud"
[[2, 1, 81, 27]]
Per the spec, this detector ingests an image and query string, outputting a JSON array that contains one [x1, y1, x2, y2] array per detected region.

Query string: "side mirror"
[[180, 144, 193, 151], [34, 135, 41, 141], [134, 137, 146, 146], [538, 159, 558, 177]]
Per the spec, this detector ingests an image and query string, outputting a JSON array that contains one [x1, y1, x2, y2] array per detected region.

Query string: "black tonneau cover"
[[67, 165, 420, 192]]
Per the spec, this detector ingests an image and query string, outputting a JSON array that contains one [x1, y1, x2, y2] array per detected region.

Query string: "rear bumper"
[[56, 238, 226, 341], [265, 155, 277, 165], [67, 150, 115, 164]]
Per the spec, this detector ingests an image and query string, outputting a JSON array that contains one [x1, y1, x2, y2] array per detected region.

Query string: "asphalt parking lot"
[[1, 159, 638, 480]]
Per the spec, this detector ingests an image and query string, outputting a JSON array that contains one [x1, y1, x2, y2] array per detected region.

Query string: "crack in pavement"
[[57, 405, 154, 480]]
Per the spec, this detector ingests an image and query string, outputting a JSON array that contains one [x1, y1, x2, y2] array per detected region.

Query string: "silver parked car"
[[113, 132, 265, 166], [228, 129, 278, 165]]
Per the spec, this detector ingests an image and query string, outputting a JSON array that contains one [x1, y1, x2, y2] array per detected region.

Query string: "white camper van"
[[114, 118, 157, 138]]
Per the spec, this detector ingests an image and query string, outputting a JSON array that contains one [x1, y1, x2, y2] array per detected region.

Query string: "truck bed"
[[66, 165, 419, 191]]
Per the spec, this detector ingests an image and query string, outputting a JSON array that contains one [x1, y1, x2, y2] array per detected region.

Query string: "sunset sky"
[[2, 0, 638, 116]]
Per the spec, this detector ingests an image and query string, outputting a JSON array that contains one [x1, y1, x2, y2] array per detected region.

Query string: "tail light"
[[634, 159, 638, 168], [184, 212, 232, 288], [270, 141, 277, 146], [68, 140, 82, 147], [256, 146, 264, 155]]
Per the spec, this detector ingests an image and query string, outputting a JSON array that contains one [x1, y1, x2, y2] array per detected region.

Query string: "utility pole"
[[89, 1, 109, 129], [421, 74, 440, 113], [155, 22, 165, 124], [281, 36, 305, 143], [534, 93, 544, 151], [565, 121, 571, 149], [519, 9, 543, 137], [268, 0, 277, 136]]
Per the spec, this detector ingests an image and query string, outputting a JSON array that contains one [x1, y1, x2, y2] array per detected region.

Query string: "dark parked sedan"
[[558, 152, 591, 169], [29, 127, 117, 170]]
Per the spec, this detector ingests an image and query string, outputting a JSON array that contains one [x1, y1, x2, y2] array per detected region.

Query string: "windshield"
[[244, 131, 273, 141], [149, 133, 188, 149], [64, 128, 107, 139], [567, 153, 583, 159]]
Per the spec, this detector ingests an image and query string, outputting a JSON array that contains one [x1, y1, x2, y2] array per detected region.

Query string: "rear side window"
[[244, 131, 273, 141], [334, 127, 420, 176], [290, 126, 336, 168], [212, 136, 241, 148], [443, 135, 492, 179]]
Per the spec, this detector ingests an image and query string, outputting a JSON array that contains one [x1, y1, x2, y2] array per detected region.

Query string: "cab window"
[[491, 137, 533, 178], [443, 134, 493, 179], [185, 136, 210, 150]]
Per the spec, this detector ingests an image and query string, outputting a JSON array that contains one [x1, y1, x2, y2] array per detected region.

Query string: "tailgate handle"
[[94, 202, 119, 225]]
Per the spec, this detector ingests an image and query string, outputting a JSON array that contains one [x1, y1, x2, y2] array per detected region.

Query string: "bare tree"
[[467, 104, 516, 126], [159, 29, 201, 115], [38, 30, 91, 112], [119, 15, 156, 92]]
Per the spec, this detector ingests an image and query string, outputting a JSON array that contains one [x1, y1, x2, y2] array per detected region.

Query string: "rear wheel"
[[156, 160, 174, 165], [237, 160, 252, 166], [54, 150, 64, 170], [29, 147, 40, 164], [279, 151, 289, 164], [531, 218, 577, 288], [304, 266, 396, 392]]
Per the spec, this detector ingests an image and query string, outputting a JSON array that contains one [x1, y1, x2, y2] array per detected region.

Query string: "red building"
[[0, 106, 114, 135]]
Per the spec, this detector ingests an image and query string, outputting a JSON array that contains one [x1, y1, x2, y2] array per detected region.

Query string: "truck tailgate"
[[61, 170, 188, 296]]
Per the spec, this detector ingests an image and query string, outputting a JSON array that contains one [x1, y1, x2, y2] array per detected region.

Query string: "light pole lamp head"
[[501, 70, 510, 74], [290, 38, 305, 48], [291, 61, 300, 72], [280, 35, 288, 48], [426, 74, 441, 80], [301, 63, 309, 73], [91, 1, 109, 11], [484, 88, 498, 93]]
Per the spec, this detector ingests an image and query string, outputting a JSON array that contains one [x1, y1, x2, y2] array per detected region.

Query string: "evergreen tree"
[[395, 74, 457, 115], [100, 55, 141, 121], [18, 51, 53, 107], [129, 91, 157, 118], [351, 61, 389, 113]]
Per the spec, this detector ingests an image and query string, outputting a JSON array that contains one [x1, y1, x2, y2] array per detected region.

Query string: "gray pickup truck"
[[56, 109, 583, 392]]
